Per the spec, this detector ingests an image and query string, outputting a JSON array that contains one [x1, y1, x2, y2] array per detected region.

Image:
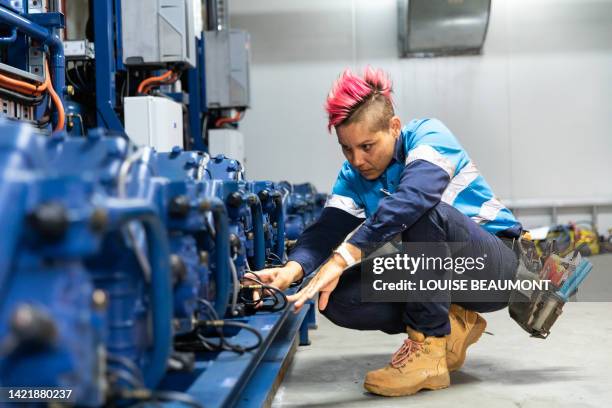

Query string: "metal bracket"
[[26, 11, 64, 28]]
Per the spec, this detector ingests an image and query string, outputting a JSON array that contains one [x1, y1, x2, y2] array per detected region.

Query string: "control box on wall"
[[204, 29, 251, 109], [121, 0, 198, 67]]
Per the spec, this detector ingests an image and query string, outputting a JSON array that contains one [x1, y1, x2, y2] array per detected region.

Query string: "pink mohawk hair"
[[325, 66, 393, 132]]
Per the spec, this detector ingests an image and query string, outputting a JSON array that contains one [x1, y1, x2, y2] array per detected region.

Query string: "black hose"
[[241, 273, 288, 312], [66, 62, 83, 93], [198, 298, 220, 320], [174, 299, 263, 354], [211, 320, 263, 353], [0, 86, 44, 105], [265, 251, 284, 266], [74, 64, 87, 90]]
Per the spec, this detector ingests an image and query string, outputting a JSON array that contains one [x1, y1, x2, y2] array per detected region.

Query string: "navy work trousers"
[[320, 202, 519, 336]]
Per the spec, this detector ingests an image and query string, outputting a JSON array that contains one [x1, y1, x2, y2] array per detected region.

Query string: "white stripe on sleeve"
[[405, 144, 455, 178], [325, 194, 366, 218], [441, 161, 480, 205], [471, 197, 506, 225]]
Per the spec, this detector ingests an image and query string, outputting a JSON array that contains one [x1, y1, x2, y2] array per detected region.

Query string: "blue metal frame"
[[236, 305, 311, 408], [161, 301, 312, 408], [0, 26, 17, 43], [0, 0, 19, 12], [93, 0, 123, 131], [188, 35, 207, 151], [113, 0, 124, 72], [0, 7, 64, 86]]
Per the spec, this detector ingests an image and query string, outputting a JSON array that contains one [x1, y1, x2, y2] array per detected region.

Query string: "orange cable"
[[0, 71, 47, 96], [215, 110, 244, 128], [0, 60, 63, 131], [141, 71, 180, 95], [44, 61, 64, 132], [137, 70, 174, 94]]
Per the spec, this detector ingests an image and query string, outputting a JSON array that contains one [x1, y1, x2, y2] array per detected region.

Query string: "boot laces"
[[390, 337, 423, 368]]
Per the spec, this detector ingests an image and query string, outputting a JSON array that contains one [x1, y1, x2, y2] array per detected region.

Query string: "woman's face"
[[336, 115, 402, 180]]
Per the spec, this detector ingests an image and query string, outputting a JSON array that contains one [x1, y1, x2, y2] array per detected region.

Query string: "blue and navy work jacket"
[[288, 118, 522, 276]]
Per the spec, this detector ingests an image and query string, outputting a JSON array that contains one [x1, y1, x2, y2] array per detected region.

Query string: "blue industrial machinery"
[[0, 121, 107, 406], [0, 120, 174, 404], [0, 1, 327, 406], [281, 182, 328, 241]]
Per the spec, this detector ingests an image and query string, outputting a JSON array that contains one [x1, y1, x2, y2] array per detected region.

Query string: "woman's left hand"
[[287, 255, 346, 313]]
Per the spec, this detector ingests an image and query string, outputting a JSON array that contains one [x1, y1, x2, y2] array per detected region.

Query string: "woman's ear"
[[390, 116, 402, 138]]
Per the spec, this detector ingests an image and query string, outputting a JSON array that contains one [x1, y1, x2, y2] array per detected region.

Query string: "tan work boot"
[[363, 327, 450, 397], [446, 304, 487, 372]]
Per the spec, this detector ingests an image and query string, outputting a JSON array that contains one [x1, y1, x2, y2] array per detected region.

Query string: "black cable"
[[0, 87, 44, 105], [175, 299, 263, 354], [176, 321, 263, 355], [239, 283, 281, 310], [120, 74, 127, 101], [201, 320, 263, 353], [65, 61, 82, 92], [201, 113, 208, 145], [174, 300, 226, 353], [196, 331, 223, 352], [36, 97, 51, 129], [31, 87, 54, 129], [198, 298, 220, 320], [265, 251, 284, 266], [35, 111, 51, 129], [74, 61, 89, 91], [241, 273, 288, 312], [199, 299, 262, 353]]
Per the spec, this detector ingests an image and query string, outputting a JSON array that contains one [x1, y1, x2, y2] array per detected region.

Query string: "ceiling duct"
[[398, 0, 491, 58]]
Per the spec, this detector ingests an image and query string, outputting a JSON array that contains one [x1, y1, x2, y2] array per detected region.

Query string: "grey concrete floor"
[[273, 254, 612, 408]]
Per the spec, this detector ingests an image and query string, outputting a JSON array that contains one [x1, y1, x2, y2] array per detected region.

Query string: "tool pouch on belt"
[[507, 238, 565, 339]]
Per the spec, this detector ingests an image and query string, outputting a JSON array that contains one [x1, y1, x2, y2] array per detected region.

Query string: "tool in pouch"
[[508, 237, 593, 339]]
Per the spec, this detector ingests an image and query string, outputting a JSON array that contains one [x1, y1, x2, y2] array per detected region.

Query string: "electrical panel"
[[124, 96, 184, 152], [121, 0, 196, 67], [64, 40, 95, 60], [204, 29, 251, 109]]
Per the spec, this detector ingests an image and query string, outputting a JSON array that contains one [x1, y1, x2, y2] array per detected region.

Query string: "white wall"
[[230, 0, 612, 228]]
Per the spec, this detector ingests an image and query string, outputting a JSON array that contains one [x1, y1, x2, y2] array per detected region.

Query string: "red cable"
[[215, 110, 244, 128]]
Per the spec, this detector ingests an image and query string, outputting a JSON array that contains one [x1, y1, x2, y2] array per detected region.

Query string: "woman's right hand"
[[243, 261, 304, 292]]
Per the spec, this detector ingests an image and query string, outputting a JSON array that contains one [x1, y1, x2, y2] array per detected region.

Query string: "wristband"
[[333, 243, 357, 267]]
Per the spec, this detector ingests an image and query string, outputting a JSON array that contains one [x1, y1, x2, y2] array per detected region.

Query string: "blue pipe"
[[105, 200, 173, 389], [92, 0, 123, 131], [272, 193, 286, 262], [200, 198, 231, 317], [0, 6, 65, 125], [0, 27, 16, 44], [247, 194, 266, 270]]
